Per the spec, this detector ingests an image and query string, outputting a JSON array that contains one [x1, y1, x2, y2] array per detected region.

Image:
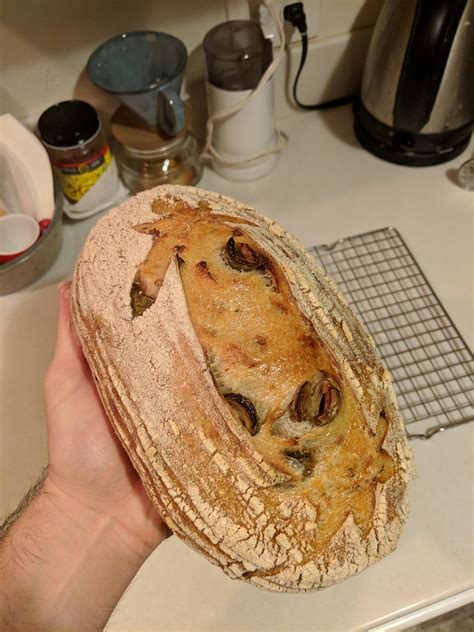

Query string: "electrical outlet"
[[224, 0, 319, 46], [260, 0, 320, 45]]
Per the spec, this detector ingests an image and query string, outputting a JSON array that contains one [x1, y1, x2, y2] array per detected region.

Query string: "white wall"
[[318, 0, 382, 36], [0, 0, 383, 121]]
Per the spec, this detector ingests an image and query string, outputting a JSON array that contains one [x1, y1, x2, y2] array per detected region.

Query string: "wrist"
[[42, 474, 160, 562], [0, 475, 158, 631], [44, 468, 168, 556]]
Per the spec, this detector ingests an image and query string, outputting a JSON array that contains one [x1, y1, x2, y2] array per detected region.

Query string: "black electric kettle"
[[354, 0, 473, 166]]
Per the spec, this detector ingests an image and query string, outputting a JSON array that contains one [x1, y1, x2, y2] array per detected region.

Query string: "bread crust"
[[71, 185, 414, 592]]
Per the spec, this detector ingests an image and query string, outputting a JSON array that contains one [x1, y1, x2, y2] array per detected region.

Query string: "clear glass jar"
[[115, 133, 203, 193], [111, 105, 203, 193]]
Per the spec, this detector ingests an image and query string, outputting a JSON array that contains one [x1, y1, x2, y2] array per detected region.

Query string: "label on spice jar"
[[52, 145, 112, 203]]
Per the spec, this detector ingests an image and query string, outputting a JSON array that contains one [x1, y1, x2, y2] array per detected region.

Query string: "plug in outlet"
[[224, 0, 319, 46], [260, 1, 319, 46]]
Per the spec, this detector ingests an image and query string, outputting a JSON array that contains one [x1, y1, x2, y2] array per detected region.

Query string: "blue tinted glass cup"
[[87, 31, 187, 137]]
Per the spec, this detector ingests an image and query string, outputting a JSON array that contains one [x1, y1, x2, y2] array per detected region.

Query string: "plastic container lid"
[[203, 20, 272, 91]]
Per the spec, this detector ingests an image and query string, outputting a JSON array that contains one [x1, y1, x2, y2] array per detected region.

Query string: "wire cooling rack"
[[309, 227, 473, 440]]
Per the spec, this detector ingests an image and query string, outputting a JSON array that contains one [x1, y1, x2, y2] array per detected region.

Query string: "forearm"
[[0, 475, 154, 632]]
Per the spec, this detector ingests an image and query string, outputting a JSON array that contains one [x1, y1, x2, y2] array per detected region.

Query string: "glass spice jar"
[[38, 100, 111, 204]]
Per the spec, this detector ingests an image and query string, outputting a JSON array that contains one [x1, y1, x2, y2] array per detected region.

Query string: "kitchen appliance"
[[354, 0, 473, 166], [202, 15, 285, 181]]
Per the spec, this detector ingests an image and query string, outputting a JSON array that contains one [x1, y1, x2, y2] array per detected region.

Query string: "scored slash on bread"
[[71, 185, 414, 592]]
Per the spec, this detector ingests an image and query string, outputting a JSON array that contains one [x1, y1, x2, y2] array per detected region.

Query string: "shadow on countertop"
[[319, 104, 362, 150]]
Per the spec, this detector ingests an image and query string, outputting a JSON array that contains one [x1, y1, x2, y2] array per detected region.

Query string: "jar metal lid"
[[38, 100, 101, 148]]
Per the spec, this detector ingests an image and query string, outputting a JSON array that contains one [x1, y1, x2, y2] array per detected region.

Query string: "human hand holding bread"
[[45, 281, 169, 552], [0, 282, 168, 631]]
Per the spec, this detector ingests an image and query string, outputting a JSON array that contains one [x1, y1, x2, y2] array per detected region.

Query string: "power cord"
[[283, 2, 355, 110]]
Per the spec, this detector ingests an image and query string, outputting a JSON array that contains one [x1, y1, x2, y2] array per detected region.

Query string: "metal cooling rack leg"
[[407, 417, 474, 440]]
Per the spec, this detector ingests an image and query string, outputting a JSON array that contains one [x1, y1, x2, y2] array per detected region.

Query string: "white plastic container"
[[206, 81, 278, 181], [203, 20, 280, 181]]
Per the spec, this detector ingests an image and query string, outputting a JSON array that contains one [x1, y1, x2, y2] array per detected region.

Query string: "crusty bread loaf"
[[71, 185, 414, 592]]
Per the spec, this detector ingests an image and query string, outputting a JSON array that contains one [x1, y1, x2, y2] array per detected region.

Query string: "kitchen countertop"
[[1, 105, 472, 631]]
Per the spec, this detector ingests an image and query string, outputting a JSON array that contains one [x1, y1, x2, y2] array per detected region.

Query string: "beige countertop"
[[1, 106, 473, 631]]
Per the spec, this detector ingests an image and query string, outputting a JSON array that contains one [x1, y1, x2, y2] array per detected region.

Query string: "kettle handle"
[[393, 0, 468, 133]]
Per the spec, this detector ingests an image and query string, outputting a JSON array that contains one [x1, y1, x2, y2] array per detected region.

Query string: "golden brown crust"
[[71, 185, 414, 592]]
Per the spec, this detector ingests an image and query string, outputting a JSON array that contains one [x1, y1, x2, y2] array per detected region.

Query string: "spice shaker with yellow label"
[[38, 100, 112, 204]]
